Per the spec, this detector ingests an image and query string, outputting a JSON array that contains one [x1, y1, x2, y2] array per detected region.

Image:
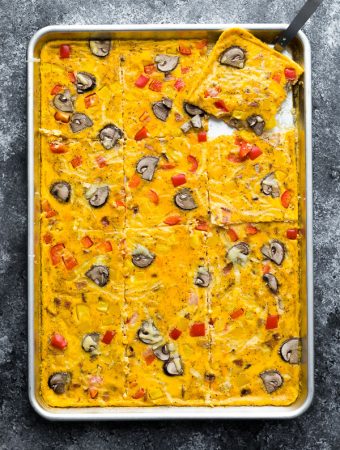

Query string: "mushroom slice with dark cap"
[[136, 156, 159, 181], [82, 333, 100, 354], [48, 372, 71, 395], [261, 172, 280, 198], [85, 265, 109, 287], [50, 181, 71, 203], [163, 355, 184, 376], [181, 120, 192, 133], [53, 89, 74, 112], [260, 370, 283, 393], [227, 117, 245, 130], [263, 273, 279, 294], [174, 188, 197, 211], [153, 343, 172, 361], [75, 71, 96, 94], [132, 244, 155, 268], [183, 102, 205, 117], [154, 54, 179, 72], [99, 124, 123, 150], [85, 185, 109, 208], [280, 338, 301, 364], [219, 46, 246, 68], [70, 113, 93, 133], [261, 240, 285, 265], [247, 114, 265, 136], [227, 242, 250, 266], [152, 98, 173, 122], [194, 267, 211, 288], [89, 40, 111, 57], [137, 319, 163, 345]]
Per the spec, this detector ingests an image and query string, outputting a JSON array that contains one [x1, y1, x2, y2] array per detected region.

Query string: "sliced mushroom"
[[75, 71, 96, 94], [137, 320, 163, 345], [89, 40, 111, 57], [191, 114, 202, 129], [183, 102, 205, 117], [227, 117, 244, 130], [99, 124, 123, 150], [174, 188, 197, 211], [280, 338, 301, 364], [247, 114, 265, 136], [53, 89, 74, 112], [154, 54, 179, 72], [82, 332, 100, 354], [153, 343, 171, 361], [48, 372, 71, 395], [85, 185, 109, 208], [163, 355, 184, 376], [152, 98, 173, 122], [261, 172, 280, 198], [263, 273, 279, 294], [181, 120, 192, 133], [194, 267, 211, 287], [132, 244, 155, 268], [50, 181, 71, 203], [136, 156, 159, 181], [219, 46, 246, 69], [260, 370, 283, 393], [227, 242, 250, 266], [261, 240, 285, 265], [85, 265, 109, 287], [70, 113, 93, 133]]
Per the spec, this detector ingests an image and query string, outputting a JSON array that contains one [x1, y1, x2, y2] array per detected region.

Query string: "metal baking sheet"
[[27, 24, 313, 420]]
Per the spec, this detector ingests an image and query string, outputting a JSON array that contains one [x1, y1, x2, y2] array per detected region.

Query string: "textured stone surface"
[[0, 0, 339, 448]]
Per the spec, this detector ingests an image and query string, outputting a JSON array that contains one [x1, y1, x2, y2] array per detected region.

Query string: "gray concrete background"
[[0, 0, 339, 449]]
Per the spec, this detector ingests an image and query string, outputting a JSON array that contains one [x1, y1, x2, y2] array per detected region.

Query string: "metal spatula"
[[273, 0, 323, 51]]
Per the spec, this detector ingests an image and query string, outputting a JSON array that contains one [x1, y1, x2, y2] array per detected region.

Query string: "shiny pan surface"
[[27, 24, 313, 420]]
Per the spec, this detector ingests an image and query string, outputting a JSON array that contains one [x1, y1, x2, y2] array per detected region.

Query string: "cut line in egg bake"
[[39, 29, 303, 408]]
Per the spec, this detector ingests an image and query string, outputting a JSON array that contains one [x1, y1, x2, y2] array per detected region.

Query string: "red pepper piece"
[[266, 314, 280, 330], [50, 332, 68, 350], [197, 131, 207, 142], [230, 308, 244, 320], [50, 243, 64, 265], [164, 215, 182, 226], [284, 68, 297, 81], [281, 190, 292, 208], [59, 44, 71, 59], [227, 228, 239, 242], [169, 328, 182, 340], [135, 74, 149, 88], [134, 126, 149, 141], [190, 322, 206, 337], [81, 236, 94, 248], [171, 173, 186, 187], [187, 155, 198, 172], [102, 330, 116, 344], [287, 228, 299, 240]]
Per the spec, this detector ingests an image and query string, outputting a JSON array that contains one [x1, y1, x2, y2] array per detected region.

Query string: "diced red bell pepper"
[[159, 162, 176, 170], [50, 243, 64, 265], [195, 39, 208, 49], [204, 86, 221, 98], [41, 200, 57, 218], [62, 251, 78, 270], [96, 155, 107, 168], [265, 314, 280, 330], [179, 44, 192, 55], [102, 330, 116, 344], [284, 68, 297, 81], [272, 72, 282, 83], [174, 78, 185, 91], [89, 387, 98, 399], [143, 348, 156, 365], [49, 141, 67, 154], [262, 263, 271, 274], [51, 84, 63, 95], [287, 228, 299, 240], [115, 199, 126, 208], [68, 71, 76, 83], [227, 227, 239, 242], [149, 79, 163, 92], [144, 64, 156, 75], [128, 173, 141, 188], [164, 215, 182, 226], [54, 111, 70, 123], [230, 308, 244, 320], [197, 131, 207, 143], [135, 74, 149, 88], [169, 328, 182, 340], [227, 153, 246, 163], [171, 173, 186, 187], [132, 388, 145, 399], [190, 322, 206, 337], [134, 126, 149, 141], [281, 190, 292, 208], [246, 224, 258, 235], [98, 240, 113, 253], [59, 44, 71, 59], [148, 189, 159, 205], [195, 220, 209, 231], [81, 236, 94, 248], [181, 66, 191, 74], [50, 333, 68, 350], [71, 155, 82, 168], [43, 233, 53, 244], [84, 93, 98, 109], [239, 141, 252, 158], [248, 145, 263, 160], [187, 155, 198, 172], [214, 100, 229, 112]]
